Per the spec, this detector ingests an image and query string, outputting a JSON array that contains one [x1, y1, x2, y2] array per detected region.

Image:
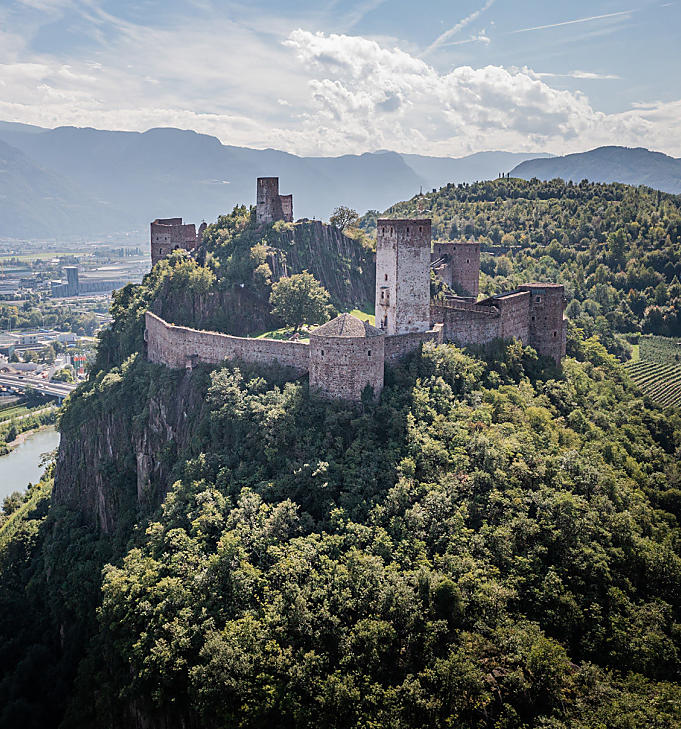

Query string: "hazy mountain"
[[510, 146, 681, 194], [0, 138, 122, 239], [400, 150, 553, 191], [0, 122, 550, 239]]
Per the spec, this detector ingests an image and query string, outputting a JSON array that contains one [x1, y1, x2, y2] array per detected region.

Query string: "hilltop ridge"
[[510, 145, 681, 193]]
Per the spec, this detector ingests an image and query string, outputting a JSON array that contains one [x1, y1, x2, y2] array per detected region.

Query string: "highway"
[[0, 373, 77, 401]]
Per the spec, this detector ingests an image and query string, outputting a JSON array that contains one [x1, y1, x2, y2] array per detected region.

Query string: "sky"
[[0, 0, 679, 157]]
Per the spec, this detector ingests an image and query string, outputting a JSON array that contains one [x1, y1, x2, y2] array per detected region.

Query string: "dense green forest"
[[364, 178, 681, 357], [2, 190, 681, 727]]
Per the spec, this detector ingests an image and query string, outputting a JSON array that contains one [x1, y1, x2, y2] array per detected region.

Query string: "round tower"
[[309, 313, 385, 401]]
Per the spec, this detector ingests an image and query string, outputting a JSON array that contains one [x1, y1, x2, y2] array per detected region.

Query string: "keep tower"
[[375, 219, 431, 335], [256, 177, 293, 224]]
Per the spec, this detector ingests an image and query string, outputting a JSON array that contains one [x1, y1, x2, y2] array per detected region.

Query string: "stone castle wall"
[[145, 311, 309, 373], [432, 242, 480, 298], [151, 218, 199, 267], [521, 285, 567, 364], [433, 301, 501, 347], [383, 326, 443, 363], [496, 291, 531, 342], [256, 178, 293, 224], [309, 334, 384, 401], [376, 218, 431, 335]]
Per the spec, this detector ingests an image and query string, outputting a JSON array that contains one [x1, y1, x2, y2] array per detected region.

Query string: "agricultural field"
[[625, 336, 681, 408]]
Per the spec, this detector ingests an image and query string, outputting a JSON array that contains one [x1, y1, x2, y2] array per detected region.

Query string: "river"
[[0, 427, 61, 502]]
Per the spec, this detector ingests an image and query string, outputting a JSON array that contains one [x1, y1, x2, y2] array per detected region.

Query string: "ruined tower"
[[256, 177, 293, 225], [375, 219, 432, 335], [309, 313, 385, 401], [432, 240, 480, 299], [150, 218, 199, 267], [520, 284, 567, 364]]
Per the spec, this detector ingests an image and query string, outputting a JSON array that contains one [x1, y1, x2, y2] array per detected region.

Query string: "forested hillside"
[[370, 178, 681, 357], [2, 189, 681, 728]]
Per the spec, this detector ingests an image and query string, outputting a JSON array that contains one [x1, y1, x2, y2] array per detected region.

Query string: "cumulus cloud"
[[280, 30, 681, 157]]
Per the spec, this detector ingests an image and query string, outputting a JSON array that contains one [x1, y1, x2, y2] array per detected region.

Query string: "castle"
[[150, 218, 207, 267], [146, 179, 566, 401]]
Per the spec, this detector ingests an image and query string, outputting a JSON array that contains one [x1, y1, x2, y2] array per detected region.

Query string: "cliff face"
[[54, 363, 209, 532], [269, 221, 375, 307], [151, 284, 279, 336]]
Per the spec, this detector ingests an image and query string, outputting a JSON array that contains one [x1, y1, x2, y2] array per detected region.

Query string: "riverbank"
[[0, 426, 60, 502], [0, 405, 58, 456], [7, 422, 58, 450]]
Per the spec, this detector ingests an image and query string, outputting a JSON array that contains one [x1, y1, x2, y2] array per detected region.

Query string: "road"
[[0, 373, 77, 401]]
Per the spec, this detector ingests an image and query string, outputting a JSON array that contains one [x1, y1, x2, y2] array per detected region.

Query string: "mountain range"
[[510, 146, 681, 193], [0, 120, 679, 241], [0, 122, 547, 240]]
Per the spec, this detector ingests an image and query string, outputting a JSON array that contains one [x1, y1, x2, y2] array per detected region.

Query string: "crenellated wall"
[[145, 311, 309, 373]]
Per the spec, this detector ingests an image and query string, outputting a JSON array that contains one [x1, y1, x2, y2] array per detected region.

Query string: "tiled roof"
[[311, 313, 384, 338]]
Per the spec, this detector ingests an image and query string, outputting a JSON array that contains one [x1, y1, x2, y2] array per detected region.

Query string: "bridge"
[[0, 374, 77, 403]]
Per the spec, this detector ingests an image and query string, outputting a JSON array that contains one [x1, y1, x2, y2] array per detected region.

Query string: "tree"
[[330, 206, 359, 231], [269, 271, 330, 332]]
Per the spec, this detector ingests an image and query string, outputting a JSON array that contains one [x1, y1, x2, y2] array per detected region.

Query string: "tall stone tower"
[[375, 219, 431, 335], [520, 284, 567, 364], [432, 240, 480, 299], [256, 178, 294, 224]]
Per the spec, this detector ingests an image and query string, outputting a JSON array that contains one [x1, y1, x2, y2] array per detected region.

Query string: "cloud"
[[0, 6, 679, 160], [423, 0, 496, 55], [280, 30, 681, 157]]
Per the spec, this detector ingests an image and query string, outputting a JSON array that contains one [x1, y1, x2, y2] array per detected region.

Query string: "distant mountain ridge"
[[510, 146, 681, 194], [0, 121, 548, 240]]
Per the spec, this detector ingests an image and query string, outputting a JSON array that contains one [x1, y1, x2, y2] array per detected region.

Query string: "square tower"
[[519, 284, 567, 364], [432, 240, 480, 299], [375, 219, 431, 335]]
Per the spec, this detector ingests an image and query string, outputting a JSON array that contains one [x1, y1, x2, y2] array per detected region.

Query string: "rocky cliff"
[[54, 360, 211, 532], [267, 220, 375, 307]]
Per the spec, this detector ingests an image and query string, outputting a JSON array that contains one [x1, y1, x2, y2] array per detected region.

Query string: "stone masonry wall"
[[521, 285, 567, 364], [309, 335, 384, 401], [383, 326, 443, 363], [151, 218, 198, 267], [280, 194, 293, 223], [432, 241, 480, 298], [376, 218, 431, 335], [145, 311, 309, 374], [495, 291, 530, 342], [433, 301, 502, 347]]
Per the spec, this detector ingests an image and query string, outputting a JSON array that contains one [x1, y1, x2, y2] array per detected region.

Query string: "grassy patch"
[[348, 307, 375, 325], [0, 404, 30, 421], [251, 327, 310, 343]]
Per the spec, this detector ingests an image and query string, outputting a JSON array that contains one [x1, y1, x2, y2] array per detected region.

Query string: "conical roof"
[[310, 313, 384, 338]]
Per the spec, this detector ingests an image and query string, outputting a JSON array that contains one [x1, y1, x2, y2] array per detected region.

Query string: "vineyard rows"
[[625, 359, 681, 408]]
